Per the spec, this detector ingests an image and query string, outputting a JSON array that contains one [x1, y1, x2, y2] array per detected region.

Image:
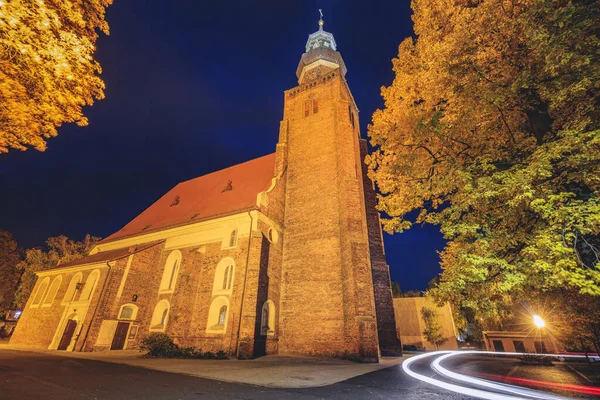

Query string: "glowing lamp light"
[[532, 314, 546, 328]]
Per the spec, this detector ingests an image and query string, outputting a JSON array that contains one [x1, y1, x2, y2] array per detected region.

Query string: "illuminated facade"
[[11, 17, 401, 362]]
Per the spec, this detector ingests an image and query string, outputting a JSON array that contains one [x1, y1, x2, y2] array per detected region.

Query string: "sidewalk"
[[0, 344, 404, 388]]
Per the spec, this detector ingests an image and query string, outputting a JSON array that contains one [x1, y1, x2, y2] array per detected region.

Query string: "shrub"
[[139, 333, 228, 359], [139, 333, 178, 358]]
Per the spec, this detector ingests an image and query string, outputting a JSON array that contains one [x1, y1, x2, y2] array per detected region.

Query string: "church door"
[[110, 322, 130, 350], [57, 319, 77, 350]]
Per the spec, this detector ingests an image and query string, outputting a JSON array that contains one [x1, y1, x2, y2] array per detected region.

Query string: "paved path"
[[0, 346, 402, 388], [0, 349, 473, 399]]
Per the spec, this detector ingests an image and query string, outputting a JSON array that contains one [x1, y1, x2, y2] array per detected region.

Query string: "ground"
[[0, 349, 469, 400], [1, 349, 598, 399]]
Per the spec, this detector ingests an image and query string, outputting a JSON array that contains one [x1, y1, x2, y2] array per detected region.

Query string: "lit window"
[[260, 300, 275, 336], [31, 277, 50, 307], [313, 99, 319, 114], [218, 306, 227, 325], [79, 270, 100, 301], [150, 300, 169, 331], [229, 229, 238, 248], [42, 276, 62, 306], [206, 296, 229, 333], [63, 273, 82, 304], [119, 305, 138, 320], [212, 258, 235, 294], [159, 250, 181, 292]]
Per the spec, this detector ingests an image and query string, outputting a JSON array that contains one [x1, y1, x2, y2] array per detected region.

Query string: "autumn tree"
[[14, 234, 99, 308], [0, 231, 21, 314], [367, 0, 600, 323], [421, 306, 448, 350], [0, 0, 113, 153]]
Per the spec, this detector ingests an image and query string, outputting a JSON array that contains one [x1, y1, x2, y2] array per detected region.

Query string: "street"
[[0, 350, 470, 400], [1, 350, 599, 399]]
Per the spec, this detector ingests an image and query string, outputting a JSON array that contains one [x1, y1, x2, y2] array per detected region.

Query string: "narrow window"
[[312, 99, 319, 114], [222, 266, 230, 290], [304, 100, 310, 117], [161, 308, 169, 326], [229, 230, 237, 248], [218, 306, 227, 325], [32, 278, 50, 306], [168, 259, 178, 290]]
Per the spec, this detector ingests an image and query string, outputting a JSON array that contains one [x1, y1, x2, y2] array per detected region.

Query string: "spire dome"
[[296, 10, 347, 82], [305, 11, 337, 52]]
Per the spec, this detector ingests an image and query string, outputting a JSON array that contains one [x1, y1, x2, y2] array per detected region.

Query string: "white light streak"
[[402, 350, 586, 400]]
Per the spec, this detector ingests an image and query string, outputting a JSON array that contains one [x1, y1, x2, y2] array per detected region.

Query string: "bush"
[[139, 333, 178, 358], [139, 333, 228, 360]]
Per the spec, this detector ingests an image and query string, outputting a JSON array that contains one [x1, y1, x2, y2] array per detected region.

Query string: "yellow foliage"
[[0, 0, 113, 153]]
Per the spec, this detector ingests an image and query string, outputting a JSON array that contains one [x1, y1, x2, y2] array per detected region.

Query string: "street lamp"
[[532, 314, 546, 328]]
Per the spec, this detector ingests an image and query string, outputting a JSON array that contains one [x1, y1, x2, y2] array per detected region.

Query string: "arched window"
[[150, 300, 169, 331], [159, 250, 181, 293], [42, 275, 62, 306], [118, 303, 138, 320], [206, 296, 229, 333], [31, 277, 50, 307], [218, 306, 227, 325], [79, 270, 100, 301], [229, 229, 238, 248], [62, 272, 82, 304], [212, 258, 235, 295], [260, 300, 276, 336]]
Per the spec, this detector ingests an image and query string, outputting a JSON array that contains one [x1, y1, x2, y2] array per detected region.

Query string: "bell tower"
[[275, 14, 401, 361]]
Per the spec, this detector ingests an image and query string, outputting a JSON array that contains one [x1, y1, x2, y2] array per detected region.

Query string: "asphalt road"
[[0, 350, 473, 400]]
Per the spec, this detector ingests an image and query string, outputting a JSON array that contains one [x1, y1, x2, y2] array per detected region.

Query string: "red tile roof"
[[101, 153, 276, 244], [53, 247, 132, 269]]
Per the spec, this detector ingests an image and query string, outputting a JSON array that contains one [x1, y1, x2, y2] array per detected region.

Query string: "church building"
[[11, 17, 402, 362]]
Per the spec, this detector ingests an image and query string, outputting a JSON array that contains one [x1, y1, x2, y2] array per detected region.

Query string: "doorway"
[[110, 321, 130, 350], [57, 319, 77, 350]]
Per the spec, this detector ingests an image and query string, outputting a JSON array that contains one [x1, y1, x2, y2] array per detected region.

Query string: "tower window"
[[305, 99, 319, 117], [349, 105, 355, 128]]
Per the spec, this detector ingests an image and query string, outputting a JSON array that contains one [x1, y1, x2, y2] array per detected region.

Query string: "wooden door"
[[110, 322, 130, 350], [57, 319, 77, 350]]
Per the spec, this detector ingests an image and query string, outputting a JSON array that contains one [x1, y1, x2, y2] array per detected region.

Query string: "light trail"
[[402, 351, 591, 400]]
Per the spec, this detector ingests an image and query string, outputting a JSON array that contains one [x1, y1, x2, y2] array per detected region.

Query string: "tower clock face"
[[307, 67, 322, 82]]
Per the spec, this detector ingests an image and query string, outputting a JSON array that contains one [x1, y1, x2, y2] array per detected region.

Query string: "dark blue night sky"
[[0, 1, 445, 291]]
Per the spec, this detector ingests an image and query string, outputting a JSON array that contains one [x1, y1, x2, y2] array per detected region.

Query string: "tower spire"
[[318, 9, 324, 30]]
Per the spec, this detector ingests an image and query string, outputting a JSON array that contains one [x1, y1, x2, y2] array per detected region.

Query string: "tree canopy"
[[0, 0, 113, 153], [0, 231, 21, 313], [14, 234, 99, 308], [367, 0, 600, 323]]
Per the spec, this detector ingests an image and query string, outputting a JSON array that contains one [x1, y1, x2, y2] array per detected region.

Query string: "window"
[[213, 258, 235, 294], [31, 277, 50, 307], [534, 341, 547, 354], [261, 300, 275, 336], [150, 300, 170, 331], [513, 340, 525, 353], [119, 304, 138, 320], [206, 296, 229, 333], [492, 340, 505, 352], [42, 276, 62, 306], [229, 229, 238, 248], [349, 105, 355, 128], [63, 272, 82, 304], [159, 250, 181, 293], [218, 306, 227, 325], [304, 99, 319, 117], [79, 270, 100, 301]]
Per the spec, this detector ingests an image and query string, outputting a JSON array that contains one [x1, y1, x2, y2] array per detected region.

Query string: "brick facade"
[[11, 21, 401, 362]]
